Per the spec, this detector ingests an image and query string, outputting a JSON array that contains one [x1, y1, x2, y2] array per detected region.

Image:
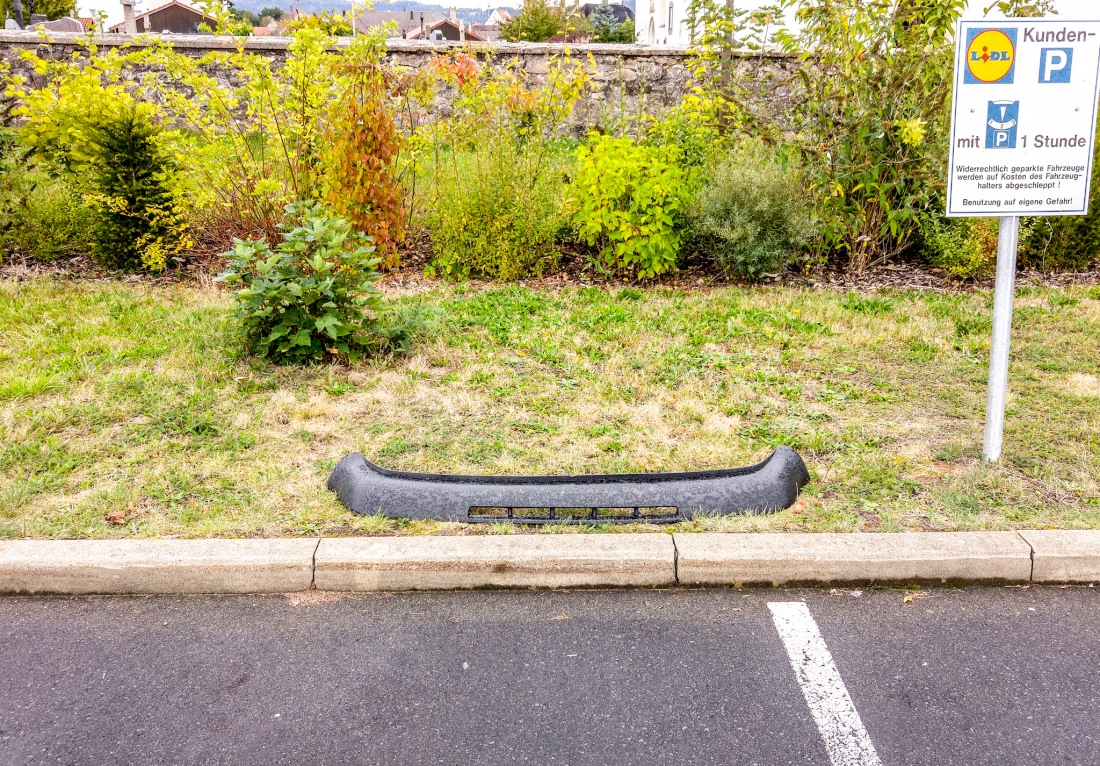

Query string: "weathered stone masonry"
[[0, 32, 795, 128]]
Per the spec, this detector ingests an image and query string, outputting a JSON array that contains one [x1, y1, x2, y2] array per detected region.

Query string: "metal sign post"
[[983, 215, 1019, 462], [947, 19, 1100, 462]]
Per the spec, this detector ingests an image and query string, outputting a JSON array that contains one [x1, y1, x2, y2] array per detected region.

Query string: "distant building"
[[469, 22, 501, 42], [107, 0, 219, 33], [484, 8, 512, 26], [354, 10, 437, 39], [634, 0, 691, 45], [406, 17, 486, 42]]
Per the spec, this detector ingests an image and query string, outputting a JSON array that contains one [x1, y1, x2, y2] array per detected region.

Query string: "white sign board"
[[947, 20, 1100, 217]]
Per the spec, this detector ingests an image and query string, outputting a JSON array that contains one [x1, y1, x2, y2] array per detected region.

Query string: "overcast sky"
[[83, 0, 1100, 40]]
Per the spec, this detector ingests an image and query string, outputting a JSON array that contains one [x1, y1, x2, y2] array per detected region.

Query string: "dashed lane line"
[[768, 601, 883, 766]]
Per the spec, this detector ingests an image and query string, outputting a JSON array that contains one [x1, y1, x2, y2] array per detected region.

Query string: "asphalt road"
[[1, 585, 1098, 766]]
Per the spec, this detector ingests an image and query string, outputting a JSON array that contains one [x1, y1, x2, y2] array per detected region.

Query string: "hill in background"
[[231, 0, 637, 28], [233, 1, 517, 27]]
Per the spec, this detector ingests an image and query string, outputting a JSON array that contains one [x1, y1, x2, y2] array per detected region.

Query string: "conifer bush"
[[82, 104, 190, 271]]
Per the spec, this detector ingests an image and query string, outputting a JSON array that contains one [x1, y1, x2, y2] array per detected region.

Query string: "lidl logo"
[[964, 28, 1017, 84]]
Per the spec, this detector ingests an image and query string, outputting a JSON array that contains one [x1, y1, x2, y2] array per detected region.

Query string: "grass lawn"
[[2, 277, 1100, 539]]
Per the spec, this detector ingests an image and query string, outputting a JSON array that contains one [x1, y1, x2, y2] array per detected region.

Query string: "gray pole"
[[983, 215, 1020, 462]]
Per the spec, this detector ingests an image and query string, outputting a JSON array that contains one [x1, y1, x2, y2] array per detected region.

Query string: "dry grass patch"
[[2, 278, 1099, 538], [1064, 373, 1100, 398]]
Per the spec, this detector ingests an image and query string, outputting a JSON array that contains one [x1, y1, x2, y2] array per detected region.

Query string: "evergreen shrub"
[[690, 140, 813, 280]]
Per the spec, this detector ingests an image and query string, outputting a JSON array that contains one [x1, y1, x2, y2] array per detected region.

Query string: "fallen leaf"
[[105, 501, 134, 526], [549, 614, 570, 621]]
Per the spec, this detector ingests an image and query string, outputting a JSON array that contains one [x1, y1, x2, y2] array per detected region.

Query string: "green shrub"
[[689, 140, 813, 280], [0, 131, 21, 256], [427, 147, 568, 280], [918, 216, 999, 280], [7, 171, 94, 261], [1020, 121, 1100, 272], [2, 89, 95, 262], [570, 134, 687, 279], [1, 61, 22, 258], [756, 0, 1050, 273], [1022, 218, 1097, 272], [217, 202, 385, 364]]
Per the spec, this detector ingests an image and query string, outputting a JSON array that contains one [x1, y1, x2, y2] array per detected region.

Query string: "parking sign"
[[947, 20, 1100, 217]]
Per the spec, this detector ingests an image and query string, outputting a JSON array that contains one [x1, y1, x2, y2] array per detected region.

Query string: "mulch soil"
[[3, 238, 1098, 294]]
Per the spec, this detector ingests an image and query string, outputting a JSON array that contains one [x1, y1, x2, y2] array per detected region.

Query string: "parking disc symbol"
[[986, 100, 1019, 149]]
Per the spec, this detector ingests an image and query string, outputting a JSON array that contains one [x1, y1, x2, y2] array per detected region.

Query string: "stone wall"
[[0, 31, 795, 128]]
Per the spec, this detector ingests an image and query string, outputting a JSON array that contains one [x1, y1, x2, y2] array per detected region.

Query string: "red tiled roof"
[[106, 0, 217, 32], [405, 18, 486, 42]]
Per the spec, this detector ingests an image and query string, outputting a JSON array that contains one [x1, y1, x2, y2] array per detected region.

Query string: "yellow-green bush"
[[919, 217, 999, 280], [13, 61, 189, 272], [569, 135, 687, 279]]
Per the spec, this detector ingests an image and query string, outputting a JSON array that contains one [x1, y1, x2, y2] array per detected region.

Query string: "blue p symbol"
[[1040, 48, 1073, 83], [986, 100, 1019, 149]]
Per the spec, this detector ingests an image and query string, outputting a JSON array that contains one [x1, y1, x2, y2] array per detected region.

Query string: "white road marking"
[[768, 601, 883, 766]]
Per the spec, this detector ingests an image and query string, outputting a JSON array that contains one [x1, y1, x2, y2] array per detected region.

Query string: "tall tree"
[[500, 0, 588, 42]]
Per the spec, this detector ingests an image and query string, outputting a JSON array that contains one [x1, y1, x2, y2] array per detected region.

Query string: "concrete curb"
[[0, 531, 1097, 594], [315, 535, 676, 591], [673, 531, 1034, 586], [0, 539, 319, 594], [1018, 530, 1100, 582]]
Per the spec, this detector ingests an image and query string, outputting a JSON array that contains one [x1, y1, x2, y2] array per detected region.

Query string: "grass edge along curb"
[[2, 531, 1099, 594]]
